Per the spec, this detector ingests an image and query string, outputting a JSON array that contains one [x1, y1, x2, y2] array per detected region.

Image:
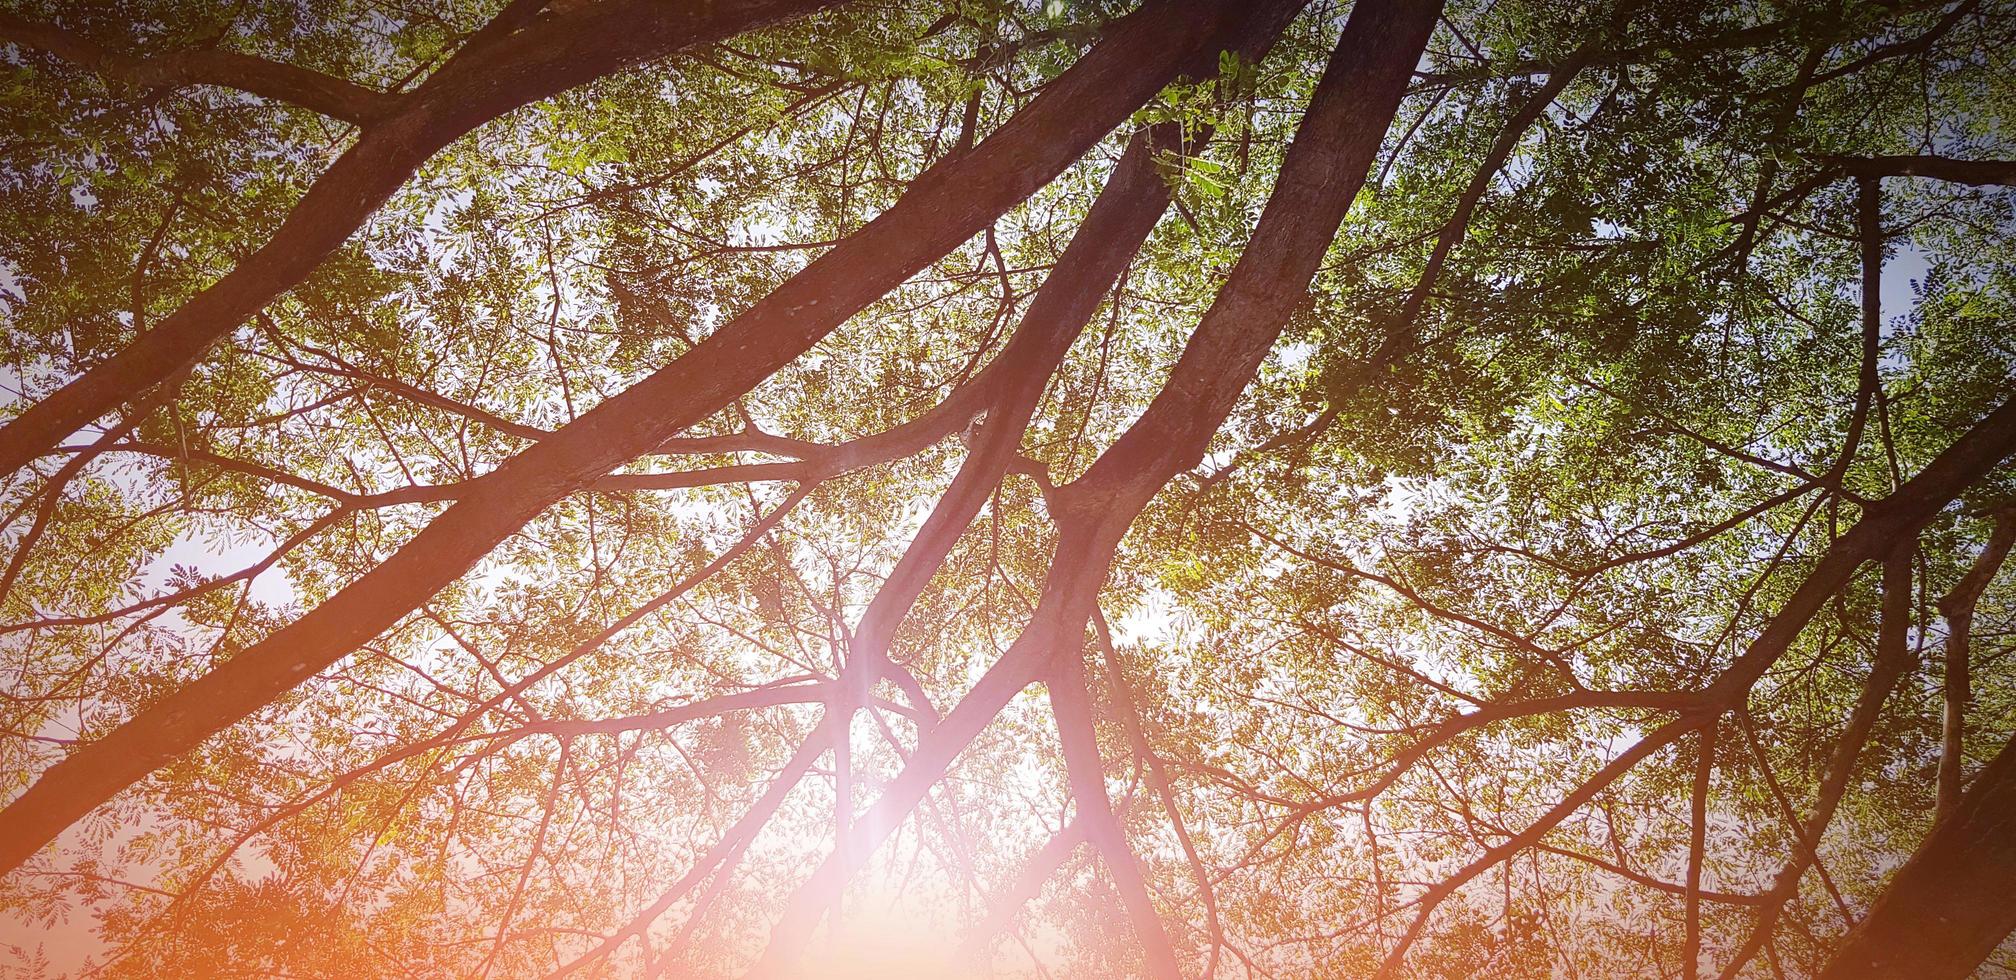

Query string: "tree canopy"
[[2, 0, 2015, 976]]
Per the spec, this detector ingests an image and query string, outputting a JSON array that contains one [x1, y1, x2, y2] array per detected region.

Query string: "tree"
[[1, 0, 2014, 976]]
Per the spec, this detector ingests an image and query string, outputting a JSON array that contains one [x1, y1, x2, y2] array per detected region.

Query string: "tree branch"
[[1825, 154, 2016, 187], [0, 12, 398, 124], [1936, 508, 2016, 816]]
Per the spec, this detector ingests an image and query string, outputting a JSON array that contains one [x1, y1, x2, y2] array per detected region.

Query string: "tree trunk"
[[1817, 726, 2016, 979]]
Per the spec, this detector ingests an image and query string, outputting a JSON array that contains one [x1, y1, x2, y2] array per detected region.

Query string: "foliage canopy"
[[1, 0, 2015, 976]]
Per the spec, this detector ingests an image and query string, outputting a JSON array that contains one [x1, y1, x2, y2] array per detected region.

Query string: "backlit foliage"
[[2, 0, 2015, 976]]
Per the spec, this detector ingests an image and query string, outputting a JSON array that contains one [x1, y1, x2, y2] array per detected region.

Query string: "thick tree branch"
[[0, 12, 398, 124], [747, 1, 1442, 969], [1937, 509, 2016, 815], [0, 0, 848, 477], [1714, 548, 1918, 978], [1095, 609, 1234, 974], [0, 0, 1313, 877], [1825, 154, 2016, 187], [835, 119, 1196, 721], [1817, 724, 2016, 979], [1706, 396, 2016, 704], [1047, 652, 1180, 978], [1684, 723, 1717, 980]]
